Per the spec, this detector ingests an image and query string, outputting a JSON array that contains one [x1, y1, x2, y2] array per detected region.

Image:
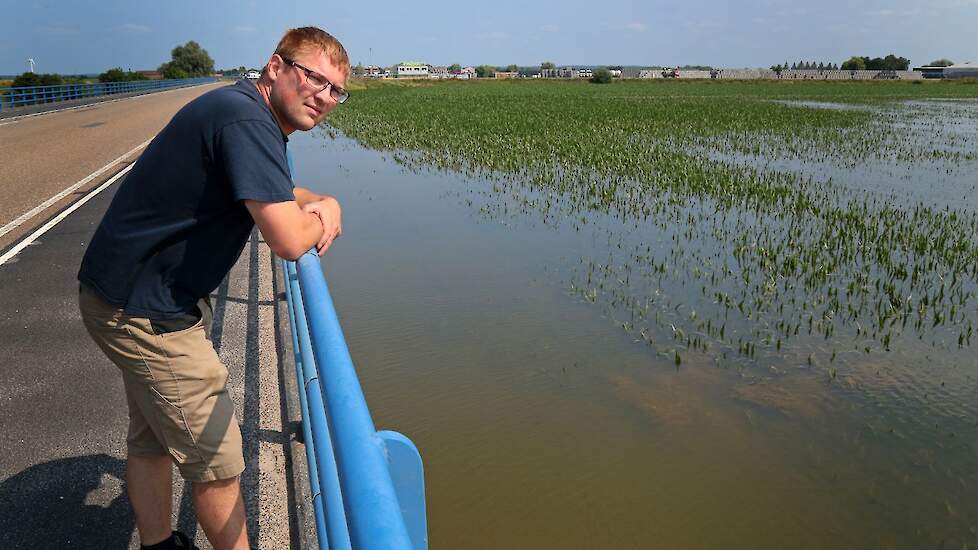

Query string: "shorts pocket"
[[150, 307, 203, 336], [149, 387, 201, 464]]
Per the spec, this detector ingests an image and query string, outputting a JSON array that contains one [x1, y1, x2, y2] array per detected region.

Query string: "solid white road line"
[[0, 138, 151, 241], [0, 162, 135, 267]]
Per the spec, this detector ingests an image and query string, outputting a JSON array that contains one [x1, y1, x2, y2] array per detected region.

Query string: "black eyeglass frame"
[[279, 55, 349, 104]]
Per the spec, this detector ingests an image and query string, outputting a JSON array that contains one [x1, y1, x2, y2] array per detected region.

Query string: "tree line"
[[840, 55, 911, 71], [8, 40, 216, 88], [769, 55, 916, 72]]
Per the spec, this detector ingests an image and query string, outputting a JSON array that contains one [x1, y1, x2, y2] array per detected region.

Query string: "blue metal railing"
[[0, 77, 216, 111], [283, 255, 428, 550]]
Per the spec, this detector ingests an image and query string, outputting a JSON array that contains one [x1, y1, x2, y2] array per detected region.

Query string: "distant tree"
[[98, 67, 147, 82], [817, 62, 825, 70], [505, 64, 518, 72], [541, 61, 556, 70], [845, 54, 909, 71], [158, 40, 214, 78], [928, 58, 953, 67], [590, 67, 612, 84], [352, 63, 365, 76], [475, 65, 496, 78], [13, 72, 63, 87], [217, 66, 248, 76], [790, 62, 797, 70], [448, 63, 462, 72], [882, 54, 910, 70], [770, 64, 781, 72], [161, 65, 190, 79], [841, 56, 866, 70]]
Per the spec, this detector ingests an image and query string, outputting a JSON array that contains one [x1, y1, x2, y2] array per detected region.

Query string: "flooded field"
[[294, 80, 978, 549]]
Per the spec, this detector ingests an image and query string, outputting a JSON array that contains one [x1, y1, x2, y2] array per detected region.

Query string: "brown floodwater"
[[289, 119, 978, 549]]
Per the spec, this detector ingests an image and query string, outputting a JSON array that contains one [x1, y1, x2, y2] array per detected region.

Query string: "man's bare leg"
[[193, 476, 249, 550], [127, 454, 174, 545]]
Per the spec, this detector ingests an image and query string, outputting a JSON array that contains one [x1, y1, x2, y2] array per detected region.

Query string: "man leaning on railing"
[[77, 26, 350, 550]]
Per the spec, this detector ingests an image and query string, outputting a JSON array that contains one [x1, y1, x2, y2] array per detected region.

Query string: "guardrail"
[[0, 77, 216, 112], [283, 254, 428, 550]]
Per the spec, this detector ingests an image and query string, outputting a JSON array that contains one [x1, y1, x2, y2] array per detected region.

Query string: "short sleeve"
[[217, 119, 295, 203]]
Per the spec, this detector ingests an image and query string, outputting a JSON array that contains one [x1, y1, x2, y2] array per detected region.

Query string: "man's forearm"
[[294, 186, 329, 207]]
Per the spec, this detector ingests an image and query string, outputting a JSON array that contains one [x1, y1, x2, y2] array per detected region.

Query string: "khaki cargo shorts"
[[78, 285, 245, 482]]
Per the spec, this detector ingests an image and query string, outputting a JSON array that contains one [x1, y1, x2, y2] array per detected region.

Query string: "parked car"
[[245, 70, 261, 80]]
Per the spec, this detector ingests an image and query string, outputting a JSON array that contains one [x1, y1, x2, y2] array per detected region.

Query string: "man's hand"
[[302, 197, 342, 255]]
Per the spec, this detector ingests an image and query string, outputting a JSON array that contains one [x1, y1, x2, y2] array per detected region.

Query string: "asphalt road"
[[0, 82, 226, 253], [0, 84, 306, 549]]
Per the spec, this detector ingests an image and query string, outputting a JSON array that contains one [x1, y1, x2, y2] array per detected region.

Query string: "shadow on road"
[[0, 453, 134, 548]]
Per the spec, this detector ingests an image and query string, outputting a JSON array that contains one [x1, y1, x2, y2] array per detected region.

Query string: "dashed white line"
[[0, 162, 135, 267], [0, 138, 151, 241]]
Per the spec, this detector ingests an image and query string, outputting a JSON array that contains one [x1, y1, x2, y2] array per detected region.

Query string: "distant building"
[[364, 65, 385, 78], [577, 68, 593, 79], [541, 67, 578, 78], [136, 70, 162, 80], [609, 69, 622, 78], [943, 62, 978, 79], [913, 65, 947, 79], [428, 66, 451, 79], [395, 62, 429, 78], [494, 71, 518, 79]]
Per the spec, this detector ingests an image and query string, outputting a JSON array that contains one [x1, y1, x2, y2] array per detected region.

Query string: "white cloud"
[[118, 23, 150, 33], [623, 22, 647, 32], [541, 23, 559, 32]]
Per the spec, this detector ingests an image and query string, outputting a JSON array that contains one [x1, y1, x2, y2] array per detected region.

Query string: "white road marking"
[[0, 162, 134, 267], [0, 138, 151, 241]]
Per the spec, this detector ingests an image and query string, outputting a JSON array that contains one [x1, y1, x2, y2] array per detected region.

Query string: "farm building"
[[395, 62, 429, 78], [944, 62, 978, 79]]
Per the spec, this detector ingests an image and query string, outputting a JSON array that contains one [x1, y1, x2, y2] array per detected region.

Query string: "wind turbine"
[[27, 58, 36, 73]]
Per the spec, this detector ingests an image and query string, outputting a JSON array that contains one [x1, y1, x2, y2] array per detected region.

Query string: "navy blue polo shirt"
[[78, 80, 295, 319]]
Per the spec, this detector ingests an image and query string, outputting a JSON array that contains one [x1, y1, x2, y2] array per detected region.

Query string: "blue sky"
[[2, 0, 976, 75]]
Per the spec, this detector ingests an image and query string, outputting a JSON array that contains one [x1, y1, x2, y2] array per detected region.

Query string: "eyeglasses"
[[280, 55, 349, 104]]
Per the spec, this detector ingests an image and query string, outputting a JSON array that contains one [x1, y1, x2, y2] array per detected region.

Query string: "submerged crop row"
[[326, 79, 978, 369]]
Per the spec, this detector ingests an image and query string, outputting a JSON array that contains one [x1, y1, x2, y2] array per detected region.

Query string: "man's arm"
[[294, 186, 342, 252], [294, 186, 330, 207], [244, 200, 325, 260]]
